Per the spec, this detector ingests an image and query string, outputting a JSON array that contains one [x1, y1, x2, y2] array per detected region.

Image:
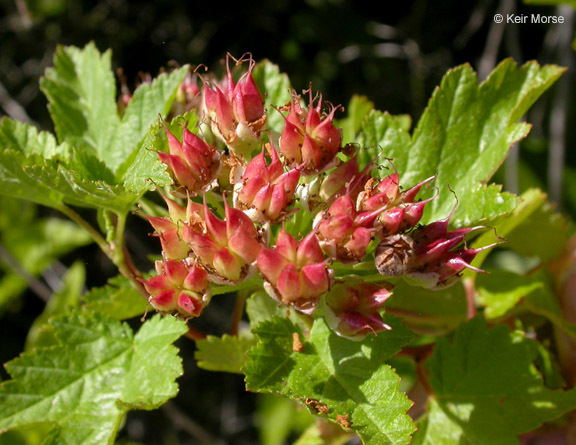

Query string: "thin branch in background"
[[161, 401, 224, 445], [0, 243, 52, 302], [13, 0, 32, 30], [455, 0, 492, 49], [548, 6, 574, 207], [478, 0, 515, 80], [0, 80, 37, 125]]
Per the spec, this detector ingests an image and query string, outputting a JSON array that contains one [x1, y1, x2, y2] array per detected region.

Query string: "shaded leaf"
[[413, 318, 576, 445], [194, 334, 256, 374]]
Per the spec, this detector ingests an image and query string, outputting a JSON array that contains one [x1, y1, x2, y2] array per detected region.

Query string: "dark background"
[[0, 0, 575, 443]]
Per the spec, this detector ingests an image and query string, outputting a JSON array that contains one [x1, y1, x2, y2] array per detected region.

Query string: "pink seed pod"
[[257, 228, 330, 314], [322, 277, 393, 340], [182, 197, 262, 284], [279, 91, 342, 175], [375, 206, 495, 289], [203, 55, 266, 158], [157, 125, 220, 197], [146, 195, 204, 260], [357, 169, 436, 237], [140, 258, 210, 319], [314, 192, 381, 263], [235, 143, 301, 223]]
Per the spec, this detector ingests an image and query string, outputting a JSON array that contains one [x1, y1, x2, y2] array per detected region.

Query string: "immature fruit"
[[235, 143, 301, 223], [279, 91, 342, 174], [322, 278, 393, 340], [257, 229, 330, 313], [375, 210, 490, 289], [357, 171, 435, 237], [203, 56, 266, 158], [140, 258, 210, 318], [182, 197, 262, 284], [157, 126, 220, 196], [315, 193, 381, 263]]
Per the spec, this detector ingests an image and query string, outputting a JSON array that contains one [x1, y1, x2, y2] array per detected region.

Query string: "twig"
[[0, 243, 52, 302], [0, 80, 37, 125], [548, 6, 574, 207], [478, 0, 514, 80], [161, 401, 223, 444]]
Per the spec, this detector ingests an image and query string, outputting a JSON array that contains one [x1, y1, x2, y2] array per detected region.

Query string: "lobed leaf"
[[360, 60, 565, 227], [0, 313, 187, 444], [0, 150, 138, 213], [413, 318, 576, 444], [118, 110, 199, 194], [244, 316, 416, 445], [40, 43, 121, 169]]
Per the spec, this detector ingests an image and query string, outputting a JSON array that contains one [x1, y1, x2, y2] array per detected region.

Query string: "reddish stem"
[[230, 293, 246, 336], [185, 324, 207, 341]]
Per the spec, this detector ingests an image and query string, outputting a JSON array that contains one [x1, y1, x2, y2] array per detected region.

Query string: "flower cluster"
[[139, 56, 489, 339]]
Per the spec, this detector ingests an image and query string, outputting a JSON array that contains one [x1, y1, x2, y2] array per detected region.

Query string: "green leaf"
[[40, 43, 121, 169], [0, 118, 116, 185], [385, 281, 468, 335], [244, 316, 416, 445], [0, 313, 187, 444], [476, 269, 545, 319], [119, 111, 199, 194], [252, 60, 292, 133], [466, 188, 548, 274], [25, 261, 86, 350], [358, 110, 412, 172], [361, 60, 563, 227], [0, 150, 137, 213], [257, 394, 315, 445], [413, 318, 576, 445], [336, 95, 376, 145], [118, 66, 189, 157], [505, 200, 572, 262], [0, 118, 71, 160], [194, 334, 256, 374], [81, 275, 147, 320], [245, 291, 309, 331]]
